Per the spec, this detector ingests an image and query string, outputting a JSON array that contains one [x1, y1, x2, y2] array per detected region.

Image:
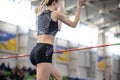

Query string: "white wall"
[[53, 38, 70, 76], [17, 30, 36, 69], [53, 38, 95, 79], [0, 21, 17, 34], [112, 55, 120, 80], [0, 21, 17, 68]]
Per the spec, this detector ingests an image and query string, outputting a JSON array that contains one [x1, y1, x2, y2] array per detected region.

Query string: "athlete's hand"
[[58, 3, 63, 8], [78, 0, 86, 7], [58, 3, 64, 13]]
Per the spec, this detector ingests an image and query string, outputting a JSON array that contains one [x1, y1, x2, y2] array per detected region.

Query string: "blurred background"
[[0, 0, 120, 80]]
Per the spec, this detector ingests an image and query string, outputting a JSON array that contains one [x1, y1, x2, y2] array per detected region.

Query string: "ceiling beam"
[[101, 19, 120, 32], [87, 1, 119, 19], [86, 1, 120, 28]]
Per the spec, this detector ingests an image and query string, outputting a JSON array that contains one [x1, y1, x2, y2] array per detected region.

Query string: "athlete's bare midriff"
[[37, 34, 54, 45]]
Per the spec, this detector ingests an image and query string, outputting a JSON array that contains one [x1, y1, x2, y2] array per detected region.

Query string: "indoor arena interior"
[[0, 0, 120, 80]]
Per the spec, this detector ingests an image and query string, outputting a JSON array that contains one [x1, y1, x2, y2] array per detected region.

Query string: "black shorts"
[[30, 43, 53, 65]]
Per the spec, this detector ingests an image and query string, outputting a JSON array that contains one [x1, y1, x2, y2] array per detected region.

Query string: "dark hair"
[[46, 0, 58, 6], [35, 0, 58, 14]]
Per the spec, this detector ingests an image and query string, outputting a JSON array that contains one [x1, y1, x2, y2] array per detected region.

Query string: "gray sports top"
[[36, 10, 58, 36]]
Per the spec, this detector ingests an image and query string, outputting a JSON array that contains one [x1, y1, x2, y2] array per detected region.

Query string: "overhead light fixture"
[[105, 32, 110, 36], [105, 31, 114, 38], [99, 9, 104, 14], [15, 0, 23, 3], [105, 23, 110, 26], [82, 3, 86, 8], [82, 5, 86, 8], [100, 18, 104, 23], [118, 3, 120, 8]]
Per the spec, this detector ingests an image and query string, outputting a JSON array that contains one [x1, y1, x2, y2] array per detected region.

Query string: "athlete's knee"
[[56, 74, 62, 80], [59, 76, 63, 80]]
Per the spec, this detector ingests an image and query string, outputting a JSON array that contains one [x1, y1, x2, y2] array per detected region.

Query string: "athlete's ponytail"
[[35, 0, 49, 14], [35, 0, 58, 14]]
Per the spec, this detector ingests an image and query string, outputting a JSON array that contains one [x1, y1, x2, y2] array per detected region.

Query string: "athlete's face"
[[54, 0, 59, 10]]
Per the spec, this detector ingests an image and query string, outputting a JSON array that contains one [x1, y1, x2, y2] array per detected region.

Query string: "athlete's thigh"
[[50, 64, 62, 80], [37, 63, 51, 80]]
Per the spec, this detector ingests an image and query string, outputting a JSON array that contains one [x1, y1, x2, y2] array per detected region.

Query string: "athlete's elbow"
[[68, 22, 77, 28], [71, 21, 78, 28], [72, 25, 77, 28], [71, 24, 77, 28]]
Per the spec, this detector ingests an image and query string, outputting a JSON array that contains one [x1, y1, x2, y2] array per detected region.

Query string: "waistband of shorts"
[[36, 43, 53, 47]]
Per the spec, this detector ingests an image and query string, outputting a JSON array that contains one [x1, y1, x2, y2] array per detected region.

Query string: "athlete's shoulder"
[[52, 10, 60, 15]]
